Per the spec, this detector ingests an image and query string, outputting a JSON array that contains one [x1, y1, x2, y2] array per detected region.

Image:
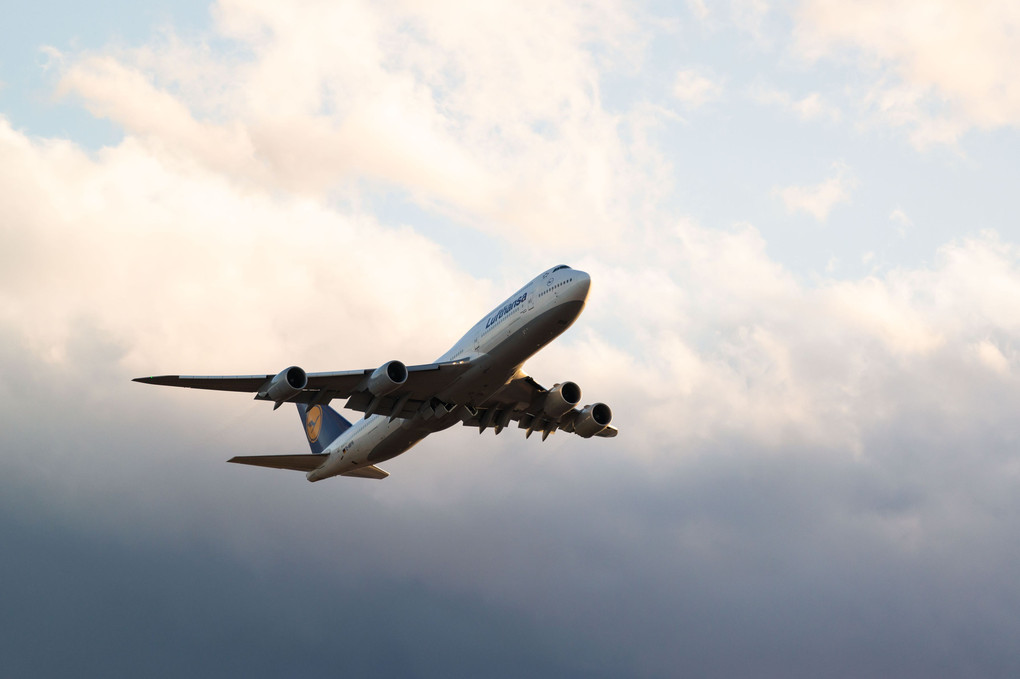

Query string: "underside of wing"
[[458, 373, 617, 440], [134, 359, 473, 415], [308, 360, 473, 418], [135, 374, 272, 392], [228, 454, 327, 472]]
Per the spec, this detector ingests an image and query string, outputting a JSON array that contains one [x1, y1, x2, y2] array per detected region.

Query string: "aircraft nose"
[[573, 270, 591, 300]]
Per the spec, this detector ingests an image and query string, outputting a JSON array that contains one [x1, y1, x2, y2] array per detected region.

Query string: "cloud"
[[776, 162, 856, 221], [0, 117, 488, 378], [672, 68, 722, 108], [57, 54, 264, 182], [729, 0, 773, 43], [52, 0, 654, 247], [974, 339, 1010, 375], [686, 0, 710, 21], [6, 2, 1020, 676], [890, 206, 913, 237], [752, 85, 842, 122], [791, 0, 1020, 146], [564, 222, 1020, 463]]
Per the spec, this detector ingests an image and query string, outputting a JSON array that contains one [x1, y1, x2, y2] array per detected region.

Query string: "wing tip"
[[133, 375, 175, 384]]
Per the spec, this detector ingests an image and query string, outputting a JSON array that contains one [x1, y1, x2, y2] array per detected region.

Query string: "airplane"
[[134, 265, 616, 482]]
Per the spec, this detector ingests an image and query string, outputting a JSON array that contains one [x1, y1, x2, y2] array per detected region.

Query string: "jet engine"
[[543, 381, 582, 418], [573, 402, 613, 438], [262, 366, 308, 403], [365, 360, 408, 396]]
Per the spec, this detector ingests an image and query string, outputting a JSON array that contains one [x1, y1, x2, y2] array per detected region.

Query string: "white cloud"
[[687, 0, 710, 21], [821, 276, 943, 356], [673, 68, 722, 108], [6, 0, 1020, 472], [776, 162, 855, 221], [890, 207, 912, 237], [753, 85, 841, 122], [792, 0, 1020, 145], [49, 0, 655, 248], [556, 220, 1020, 458], [730, 0, 773, 43], [974, 340, 1010, 375], [10, 79, 1020, 467], [790, 92, 838, 121], [0, 117, 486, 377]]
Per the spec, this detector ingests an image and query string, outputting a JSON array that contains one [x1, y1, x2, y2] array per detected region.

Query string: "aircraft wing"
[[459, 373, 618, 440], [134, 359, 473, 416]]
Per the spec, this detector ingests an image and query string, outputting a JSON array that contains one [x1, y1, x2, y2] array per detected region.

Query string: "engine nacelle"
[[573, 402, 612, 438], [262, 366, 307, 403], [543, 381, 582, 418], [365, 360, 408, 397]]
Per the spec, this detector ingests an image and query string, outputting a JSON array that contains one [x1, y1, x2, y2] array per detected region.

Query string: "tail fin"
[[296, 403, 353, 454]]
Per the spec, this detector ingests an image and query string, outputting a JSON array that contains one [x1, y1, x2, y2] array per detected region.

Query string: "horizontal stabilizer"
[[341, 465, 389, 480], [228, 454, 326, 472]]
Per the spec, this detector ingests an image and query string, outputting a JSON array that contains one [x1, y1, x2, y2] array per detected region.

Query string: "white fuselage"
[[306, 266, 591, 481]]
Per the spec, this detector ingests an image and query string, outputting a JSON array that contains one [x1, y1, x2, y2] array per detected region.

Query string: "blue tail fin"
[[296, 403, 353, 454]]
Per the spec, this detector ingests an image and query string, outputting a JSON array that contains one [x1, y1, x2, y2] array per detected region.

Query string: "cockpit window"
[[551, 265, 570, 272]]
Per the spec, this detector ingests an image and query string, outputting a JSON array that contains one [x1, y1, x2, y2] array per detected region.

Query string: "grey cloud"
[[7, 415, 1020, 678], [0, 499, 598, 678], [5, 309, 1020, 678], [5, 222, 1020, 676]]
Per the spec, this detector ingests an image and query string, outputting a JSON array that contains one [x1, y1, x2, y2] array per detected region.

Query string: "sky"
[[3, 0, 1020, 676]]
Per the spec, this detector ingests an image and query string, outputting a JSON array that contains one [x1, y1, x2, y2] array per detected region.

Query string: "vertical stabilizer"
[[296, 403, 353, 454]]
